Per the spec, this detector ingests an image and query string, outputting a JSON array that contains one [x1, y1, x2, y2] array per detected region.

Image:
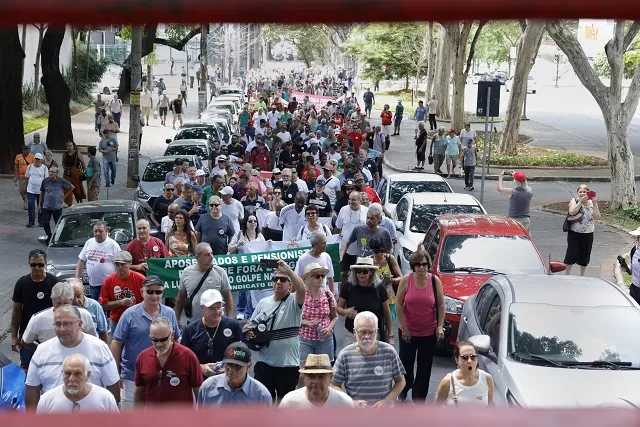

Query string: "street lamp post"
[[555, 54, 560, 88], [521, 91, 529, 121]]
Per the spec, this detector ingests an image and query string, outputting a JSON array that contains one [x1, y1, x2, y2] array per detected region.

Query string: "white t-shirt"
[[279, 204, 307, 243], [263, 211, 281, 231], [335, 206, 368, 256], [293, 178, 308, 195], [327, 152, 342, 164], [37, 384, 119, 413], [78, 238, 121, 288], [26, 164, 49, 194], [460, 128, 477, 144], [221, 199, 245, 233], [26, 333, 120, 393], [267, 111, 281, 128], [277, 131, 292, 143], [160, 216, 195, 234], [22, 307, 98, 345], [322, 176, 341, 207], [280, 386, 354, 408], [294, 251, 335, 290], [427, 99, 438, 114], [109, 99, 122, 114]]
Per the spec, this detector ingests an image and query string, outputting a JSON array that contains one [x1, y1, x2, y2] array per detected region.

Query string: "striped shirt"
[[332, 342, 405, 402]]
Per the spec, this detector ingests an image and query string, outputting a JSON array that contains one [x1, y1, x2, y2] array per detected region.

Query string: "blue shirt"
[[83, 297, 108, 334], [414, 106, 427, 121], [197, 374, 272, 406], [113, 304, 181, 381]]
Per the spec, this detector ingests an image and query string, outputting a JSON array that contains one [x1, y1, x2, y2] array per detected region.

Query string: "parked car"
[[170, 123, 223, 147], [200, 116, 232, 143], [418, 214, 565, 347], [394, 193, 487, 274], [215, 95, 242, 111], [492, 71, 509, 85], [469, 72, 488, 84], [458, 274, 640, 407], [134, 155, 205, 206], [377, 172, 453, 215], [38, 200, 151, 295], [506, 75, 537, 94], [164, 139, 211, 163], [201, 108, 234, 129], [208, 100, 238, 124]]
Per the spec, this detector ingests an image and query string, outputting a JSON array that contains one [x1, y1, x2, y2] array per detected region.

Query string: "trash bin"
[[190, 76, 194, 88]]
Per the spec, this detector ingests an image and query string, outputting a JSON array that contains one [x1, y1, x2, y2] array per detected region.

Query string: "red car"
[[418, 214, 565, 347]]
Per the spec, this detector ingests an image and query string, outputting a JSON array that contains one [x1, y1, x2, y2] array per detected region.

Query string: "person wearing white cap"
[[25, 151, 48, 227], [219, 186, 244, 233], [195, 169, 208, 187], [619, 228, 640, 305], [181, 289, 244, 378], [211, 155, 227, 177]]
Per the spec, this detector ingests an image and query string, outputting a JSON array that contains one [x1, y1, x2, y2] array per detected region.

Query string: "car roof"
[[177, 123, 219, 129], [166, 139, 208, 146], [435, 214, 528, 236], [148, 155, 198, 163], [219, 86, 242, 91], [407, 192, 482, 206], [386, 172, 447, 183], [503, 274, 634, 307], [210, 100, 235, 105], [62, 200, 139, 214]]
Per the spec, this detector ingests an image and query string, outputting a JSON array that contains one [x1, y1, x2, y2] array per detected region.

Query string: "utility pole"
[[555, 54, 560, 88], [127, 26, 142, 188], [199, 24, 208, 116]]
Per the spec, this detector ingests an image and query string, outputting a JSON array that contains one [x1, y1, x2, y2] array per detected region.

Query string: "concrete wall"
[[19, 25, 73, 88]]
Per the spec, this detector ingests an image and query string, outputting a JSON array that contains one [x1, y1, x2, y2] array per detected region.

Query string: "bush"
[[622, 205, 640, 222], [65, 44, 108, 100], [490, 152, 606, 167], [22, 83, 48, 111]]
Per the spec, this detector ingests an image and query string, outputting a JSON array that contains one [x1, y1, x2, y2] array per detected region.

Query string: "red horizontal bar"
[[1, 0, 640, 25]]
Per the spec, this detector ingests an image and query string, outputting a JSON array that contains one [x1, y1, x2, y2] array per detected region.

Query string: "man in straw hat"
[[280, 353, 354, 408]]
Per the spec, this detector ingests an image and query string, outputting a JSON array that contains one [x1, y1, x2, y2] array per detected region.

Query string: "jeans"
[[103, 160, 117, 185], [89, 285, 102, 301], [27, 192, 41, 225], [300, 337, 335, 362], [464, 165, 476, 188], [41, 208, 62, 239], [236, 291, 254, 319], [398, 331, 437, 402], [428, 114, 437, 130], [112, 111, 121, 126]]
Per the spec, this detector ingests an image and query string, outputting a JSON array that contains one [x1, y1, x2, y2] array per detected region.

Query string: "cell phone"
[[587, 190, 596, 199], [259, 258, 279, 269]]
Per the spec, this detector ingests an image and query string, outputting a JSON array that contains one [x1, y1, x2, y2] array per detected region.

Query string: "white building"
[[19, 25, 73, 87]]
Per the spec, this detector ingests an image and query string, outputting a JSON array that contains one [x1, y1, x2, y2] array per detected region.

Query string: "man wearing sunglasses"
[[150, 183, 178, 229], [133, 317, 202, 406], [195, 195, 236, 255], [181, 289, 244, 378], [111, 275, 180, 408]]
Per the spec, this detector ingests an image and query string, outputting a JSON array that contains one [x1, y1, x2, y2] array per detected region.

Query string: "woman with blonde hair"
[[564, 184, 601, 276]]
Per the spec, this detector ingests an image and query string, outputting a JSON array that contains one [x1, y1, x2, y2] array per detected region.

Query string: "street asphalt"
[[0, 69, 635, 401]]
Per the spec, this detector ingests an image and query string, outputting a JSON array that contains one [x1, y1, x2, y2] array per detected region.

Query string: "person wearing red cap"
[[498, 170, 533, 231]]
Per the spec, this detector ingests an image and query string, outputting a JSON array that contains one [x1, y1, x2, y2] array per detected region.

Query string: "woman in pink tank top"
[[395, 250, 445, 402]]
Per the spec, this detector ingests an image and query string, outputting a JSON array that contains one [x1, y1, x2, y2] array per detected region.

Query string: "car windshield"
[[219, 89, 240, 96], [410, 204, 484, 233], [51, 212, 134, 246], [164, 145, 207, 160], [508, 303, 640, 367], [390, 181, 451, 204], [215, 123, 230, 142], [175, 128, 217, 141], [210, 104, 233, 114], [142, 161, 173, 181], [439, 235, 546, 274]]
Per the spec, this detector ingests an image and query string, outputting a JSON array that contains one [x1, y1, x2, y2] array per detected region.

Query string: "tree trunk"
[[434, 24, 452, 120], [405, 74, 409, 91], [118, 25, 157, 102], [71, 27, 77, 99], [85, 27, 91, 81], [0, 28, 26, 174], [605, 110, 636, 208], [33, 25, 46, 109], [500, 20, 544, 155], [21, 25, 27, 80], [147, 63, 153, 92], [449, 23, 472, 131], [41, 27, 73, 150], [426, 22, 436, 99]]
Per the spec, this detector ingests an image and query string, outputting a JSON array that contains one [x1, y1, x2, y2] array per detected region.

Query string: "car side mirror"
[[549, 261, 566, 273], [132, 175, 140, 182], [469, 335, 491, 354], [37, 236, 49, 246], [395, 220, 404, 231], [165, 138, 172, 144]]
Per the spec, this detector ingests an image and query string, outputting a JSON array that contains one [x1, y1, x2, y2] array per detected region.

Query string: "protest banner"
[[147, 236, 341, 298], [290, 90, 344, 109]]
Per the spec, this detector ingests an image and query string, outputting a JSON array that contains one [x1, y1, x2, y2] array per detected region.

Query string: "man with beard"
[[280, 354, 354, 408], [331, 311, 405, 408], [274, 168, 299, 204], [36, 354, 119, 413], [133, 317, 203, 406], [126, 219, 169, 274]]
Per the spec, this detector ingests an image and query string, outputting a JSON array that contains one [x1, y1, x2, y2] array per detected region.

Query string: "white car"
[[377, 173, 453, 215], [506, 75, 537, 94], [393, 193, 487, 274], [207, 100, 238, 124]]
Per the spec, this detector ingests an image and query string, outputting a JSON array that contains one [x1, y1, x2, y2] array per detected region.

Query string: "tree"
[[475, 21, 522, 71], [263, 25, 330, 68], [0, 28, 26, 174], [41, 27, 73, 150], [425, 22, 436, 99], [500, 20, 544, 155], [434, 24, 453, 119], [547, 20, 640, 209], [32, 24, 47, 109]]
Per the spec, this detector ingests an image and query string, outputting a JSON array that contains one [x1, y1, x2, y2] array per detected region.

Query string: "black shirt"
[[228, 143, 244, 158], [152, 194, 177, 223], [171, 99, 183, 114], [12, 273, 62, 336], [307, 192, 332, 217], [181, 316, 244, 364], [339, 282, 388, 336], [274, 182, 299, 204], [278, 150, 299, 169], [363, 159, 378, 181]]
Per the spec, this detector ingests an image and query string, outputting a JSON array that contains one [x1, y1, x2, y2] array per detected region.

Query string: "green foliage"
[[69, 44, 109, 100], [22, 83, 48, 111], [593, 50, 640, 79], [263, 25, 330, 67], [622, 204, 640, 222], [490, 152, 607, 167], [164, 25, 199, 46], [23, 115, 49, 134], [474, 21, 521, 67]]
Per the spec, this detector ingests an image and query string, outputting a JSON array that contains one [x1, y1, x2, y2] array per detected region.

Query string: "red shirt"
[[380, 111, 393, 126], [249, 149, 271, 171], [333, 115, 344, 128], [99, 271, 145, 322], [126, 237, 169, 265], [362, 187, 381, 204], [301, 166, 322, 180], [348, 131, 363, 152], [134, 342, 203, 404]]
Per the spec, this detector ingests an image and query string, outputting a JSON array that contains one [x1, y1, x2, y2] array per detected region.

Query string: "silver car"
[[458, 274, 640, 408]]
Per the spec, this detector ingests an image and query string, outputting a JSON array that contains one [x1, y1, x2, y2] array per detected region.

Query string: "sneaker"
[[26, 223, 34, 228], [469, 186, 475, 191]]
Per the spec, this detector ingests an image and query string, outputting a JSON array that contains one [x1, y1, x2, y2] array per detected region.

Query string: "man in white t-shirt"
[[25, 153, 48, 227], [220, 186, 244, 233], [25, 305, 120, 410], [459, 123, 477, 145], [294, 233, 335, 293], [280, 354, 354, 408], [75, 221, 121, 301], [279, 192, 307, 242], [36, 353, 119, 413], [335, 191, 368, 284], [267, 107, 281, 128], [320, 164, 340, 209]]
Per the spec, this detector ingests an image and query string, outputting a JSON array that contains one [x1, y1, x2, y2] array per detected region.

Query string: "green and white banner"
[[147, 235, 341, 298]]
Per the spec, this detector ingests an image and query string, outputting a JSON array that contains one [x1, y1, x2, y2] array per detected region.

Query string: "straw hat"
[[302, 262, 330, 280], [299, 354, 335, 374], [349, 257, 379, 271]]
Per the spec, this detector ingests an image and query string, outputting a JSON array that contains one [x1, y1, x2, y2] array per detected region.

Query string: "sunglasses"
[[150, 335, 171, 343], [414, 262, 430, 268], [165, 188, 175, 191], [273, 191, 282, 195], [30, 262, 45, 268], [247, 220, 257, 223], [145, 289, 164, 295], [210, 203, 221, 207], [459, 354, 478, 361], [312, 274, 326, 279], [272, 276, 290, 283], [355, 269, 371, 275]]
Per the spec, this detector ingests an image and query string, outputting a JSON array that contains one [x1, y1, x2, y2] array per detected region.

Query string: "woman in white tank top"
[[435, 341, 494, 407]]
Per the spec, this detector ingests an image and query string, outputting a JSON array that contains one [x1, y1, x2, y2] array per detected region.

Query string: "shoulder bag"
[[449, 372, 459, 406], [184, 266, 213, 318], [563, 199, 582, 232]]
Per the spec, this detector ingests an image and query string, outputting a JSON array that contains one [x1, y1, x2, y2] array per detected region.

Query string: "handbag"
[[450, 372, 459, 406], [428, 154, 434, 165], [563, 199, 582, 232], [184, 266, 212, 318]]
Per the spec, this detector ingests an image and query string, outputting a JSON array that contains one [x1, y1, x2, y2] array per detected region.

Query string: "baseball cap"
[[323, 164, 335, 172], [192, 185, 204, 195], [351, 158, 363, 167], [113, 251, 133, 263], [272, 168, 282, 174], [195, 169, 207, 177], [34, 153, 44, 160], [142, 275, 163, 287], [220, 186, 234, 196], [513, 171, 527, 182], [200, 289, 223, 307], [221, 342, 251, 366], [216, 155, 228, 162], [329, 143, 338, 148], [316, 178, 326, 186], [345, 179, 356, 187]]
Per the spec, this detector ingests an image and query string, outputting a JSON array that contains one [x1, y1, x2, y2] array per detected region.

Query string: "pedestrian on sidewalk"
[[98, 130, 118, 188], [157, 77, 166, 96], [180, 80, 188, 107], [392, 100, 404, 136], [427, 95, 438, 131], [85, 146, 101, 202], [61, 141, 86, 205], [563, 185, 600, 276], [15, 145, 34, 210], [93, 94, 106, 132], [414, 122, 428, 171], [140, 89, 153, 124], [445, 129, 462, 179], [429, 128, 447, 175], [25, 153, 48, 227], [462, 139, 477, 191], [497, 171, 533, 231], [413, 100, 427, 139], [96, 108, 108, 135], [39, 167, 74, 243], [363, 88, 375, 118], [380, 105, 393, 137], [158, 93, 169, 126], [171, 94, 184, 129], [619, 227, 640, 305], [108, 94, 123, 127]]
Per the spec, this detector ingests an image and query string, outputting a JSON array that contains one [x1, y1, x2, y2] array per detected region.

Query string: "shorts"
[[159, 107, 168, 116], [416, 150, 426, 162], [446, 155, 458, 168], [300, 336, 335, 362], [394, 115, 403, 126], [141, 106, 151, 116], [341, 253, 357, 274]]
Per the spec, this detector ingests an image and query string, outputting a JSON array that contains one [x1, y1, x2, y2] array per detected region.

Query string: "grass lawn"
[[24, 115, 48, 134]]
